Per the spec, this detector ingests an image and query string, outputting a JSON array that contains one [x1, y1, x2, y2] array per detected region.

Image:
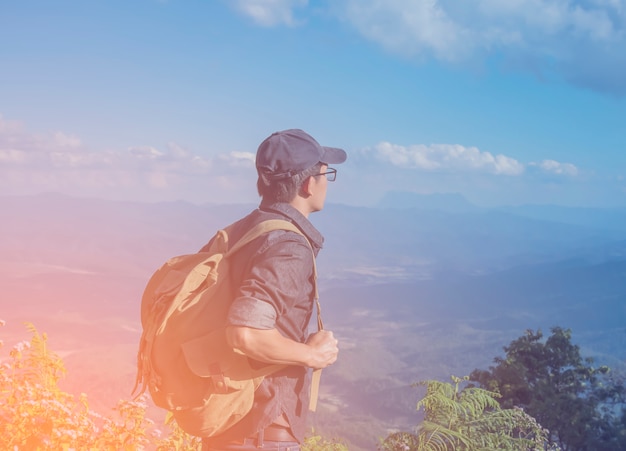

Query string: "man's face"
[[309, 164, 329, 213]]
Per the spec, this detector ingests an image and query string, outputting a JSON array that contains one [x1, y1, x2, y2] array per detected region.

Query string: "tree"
[[379, 375, 557, 451], [0, 321, 346, 450], [470, 327, 626, 451], [0, 322, 168, 450]]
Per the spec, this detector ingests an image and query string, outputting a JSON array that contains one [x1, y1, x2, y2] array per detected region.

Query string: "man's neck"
[[289, 197, 312, 218]]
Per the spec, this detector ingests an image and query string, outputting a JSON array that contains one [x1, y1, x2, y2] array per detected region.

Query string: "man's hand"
[[226, 326, 339, 369], [305, 330, 339, 369]]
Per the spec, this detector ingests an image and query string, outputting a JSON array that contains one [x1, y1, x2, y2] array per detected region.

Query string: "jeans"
[[202, 437, 300, 451]]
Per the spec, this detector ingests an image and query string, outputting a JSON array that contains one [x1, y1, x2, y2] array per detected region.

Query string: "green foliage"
[[470, 327, 626, 451], [379, 375, 558, 451], [14, 318, 623, 451], [0, 321, 341, 450], [302, 432, 349, 450], [380, 431, 420, 450], [1, 322, 146, 449]]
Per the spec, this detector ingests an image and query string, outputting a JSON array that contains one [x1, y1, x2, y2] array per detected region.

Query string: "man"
[[201, 129, 346, 451]]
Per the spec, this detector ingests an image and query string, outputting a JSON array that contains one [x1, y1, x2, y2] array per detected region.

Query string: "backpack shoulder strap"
[[229, 219, 324, 412], [230, 219, 321, 324]]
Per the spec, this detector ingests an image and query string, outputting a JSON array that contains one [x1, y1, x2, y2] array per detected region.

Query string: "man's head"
[[256, 129, 346, 211]]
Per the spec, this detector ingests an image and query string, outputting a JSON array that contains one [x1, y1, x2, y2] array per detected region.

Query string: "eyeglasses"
[[312, 167, 337, 182]]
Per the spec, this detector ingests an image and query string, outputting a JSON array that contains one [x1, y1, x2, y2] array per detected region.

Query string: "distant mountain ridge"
[[2, 192, 625, 282], [377, 191, 626, 230], [2, 193, 625, 450], [498, 203, 626, 232], [377, 191, 479, 213]]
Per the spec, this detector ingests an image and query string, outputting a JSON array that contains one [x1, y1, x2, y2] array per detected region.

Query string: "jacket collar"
[[260, 202, 324, 254]]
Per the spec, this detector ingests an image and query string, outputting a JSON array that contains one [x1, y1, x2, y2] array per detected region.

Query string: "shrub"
[[379, 375, 560, 451], [0, 321, 344, 450]]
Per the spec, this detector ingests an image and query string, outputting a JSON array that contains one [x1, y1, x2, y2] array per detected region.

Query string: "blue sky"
[[1, 0, 625, 207]]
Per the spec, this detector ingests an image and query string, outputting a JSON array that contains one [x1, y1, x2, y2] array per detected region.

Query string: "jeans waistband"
[[202, 424, 298, 449]]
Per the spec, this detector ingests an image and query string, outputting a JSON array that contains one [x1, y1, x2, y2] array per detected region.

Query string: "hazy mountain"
[[1, 193, 625, 450], [376, 191, 480, 213], [499, 203, 626, 233], [315, 202, 626, 283]]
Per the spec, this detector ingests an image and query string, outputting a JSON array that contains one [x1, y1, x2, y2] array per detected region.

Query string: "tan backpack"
[[132, 219, 322, 437]]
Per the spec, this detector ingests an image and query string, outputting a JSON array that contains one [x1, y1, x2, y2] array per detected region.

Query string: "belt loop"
[[256, 428, 264, 448]]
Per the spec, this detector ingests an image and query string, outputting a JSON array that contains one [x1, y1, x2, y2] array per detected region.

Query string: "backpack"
[[132, 219, 322, 438]]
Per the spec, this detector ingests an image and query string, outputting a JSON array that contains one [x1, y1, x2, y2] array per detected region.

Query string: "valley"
[[1, 193, 625, 450]]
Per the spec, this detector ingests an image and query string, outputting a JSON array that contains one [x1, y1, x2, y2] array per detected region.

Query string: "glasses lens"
[[326, 168, 336, 181]]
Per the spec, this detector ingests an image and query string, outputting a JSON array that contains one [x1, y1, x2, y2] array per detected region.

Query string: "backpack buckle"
[[208, 362, 228, 394]]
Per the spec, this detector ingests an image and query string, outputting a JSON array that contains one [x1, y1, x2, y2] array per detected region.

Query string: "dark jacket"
[[200, 202, 323, 442]]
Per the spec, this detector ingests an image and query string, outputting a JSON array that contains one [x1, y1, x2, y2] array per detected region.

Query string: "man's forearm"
[[225, 326, 338, 370], [226, 326, 312, 366]]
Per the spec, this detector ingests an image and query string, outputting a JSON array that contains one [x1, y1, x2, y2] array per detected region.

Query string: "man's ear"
[[300, 175, 314, 198]]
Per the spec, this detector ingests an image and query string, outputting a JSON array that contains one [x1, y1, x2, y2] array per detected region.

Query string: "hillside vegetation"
[[0, 321, 557, 450], [2, 195, 626, 450], [6, 321, 623, 450], [0, 321, 351, 450]]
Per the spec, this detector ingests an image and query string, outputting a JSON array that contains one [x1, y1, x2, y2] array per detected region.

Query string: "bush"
[[0, 321, 344, 450], [470, 327, 626, 450], [379, 375, 559, 451]]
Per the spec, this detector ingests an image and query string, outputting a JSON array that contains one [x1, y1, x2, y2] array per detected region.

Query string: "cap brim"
[[320, 146, 347, 165]]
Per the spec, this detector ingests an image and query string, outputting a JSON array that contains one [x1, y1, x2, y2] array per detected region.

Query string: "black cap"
[[256, 129, 347, 180]]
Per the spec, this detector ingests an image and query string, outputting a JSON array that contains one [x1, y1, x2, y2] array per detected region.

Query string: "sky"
[[1, 0, 625, 208]]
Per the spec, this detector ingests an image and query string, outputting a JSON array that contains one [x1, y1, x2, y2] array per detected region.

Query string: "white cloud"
[[0, 149, 27, 164], [232, 0, 308, 26], [228, 1, 626, 93], [530, 159, 579, 176], [370, 142, 525, 175], [0, 115, 257, 203], [52, 131, 82, 149], [0, 115, 585, 205], [0, 115, 24, 134], [218, 151, 256, 168], [326, 1, 626, 94], [128, 146, 165, 159], [339, 0, 476, 62]]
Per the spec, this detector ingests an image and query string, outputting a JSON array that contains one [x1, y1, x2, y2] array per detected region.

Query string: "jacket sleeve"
[[227, 232, 314, 339]]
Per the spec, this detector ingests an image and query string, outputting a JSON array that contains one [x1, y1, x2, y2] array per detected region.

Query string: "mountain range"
[[1, 192, 625, 450]]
